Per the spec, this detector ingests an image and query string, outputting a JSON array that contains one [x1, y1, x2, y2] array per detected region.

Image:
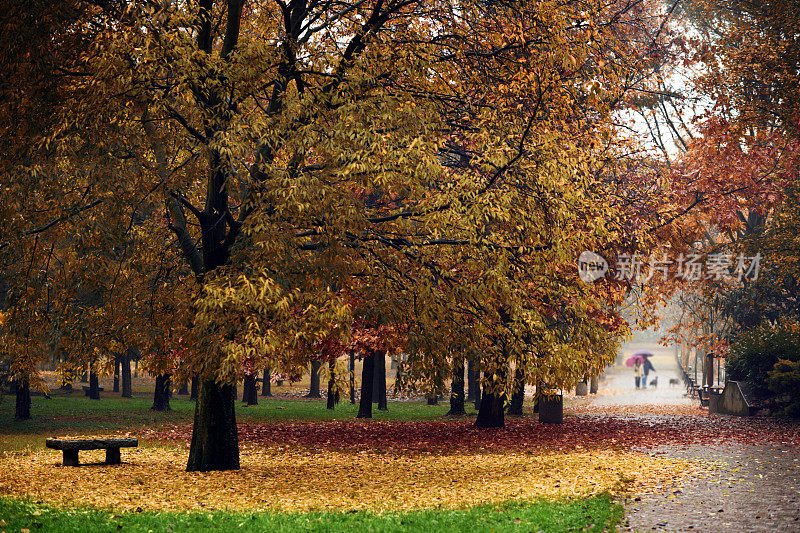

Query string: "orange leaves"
[[0, 445, 694, 513]]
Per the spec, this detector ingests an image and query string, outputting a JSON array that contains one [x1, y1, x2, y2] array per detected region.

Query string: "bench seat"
[[45, 437, 138, 466]]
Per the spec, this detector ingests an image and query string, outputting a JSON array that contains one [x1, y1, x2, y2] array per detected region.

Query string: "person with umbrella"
[[625, 351, 654, 389], [642, 354, 655, 387], [634, 358, 644, 389]]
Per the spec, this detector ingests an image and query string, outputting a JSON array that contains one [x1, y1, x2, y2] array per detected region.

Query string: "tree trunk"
[[508, 367, 525, 416], [473, 372, 482, 411], [373, 350, 387, 410], [151, 374, 172, 411], [590, 375, 599, 394], [326, 359, 336, 410], [446, 356, 466, 416], [475, 368, 505, 428], [538, 393, 563, 424], [89, 369, 100, 400], [349, 353, 356, 404], [190, 375, 199, 400], [466, 359, 476, 402], [113, 355, 120, 393], [357, 351, 375, 418], [186, 380, 240, 471], [306, 361, 322, 398], [261, 368, 272, 397], [575, 377, 588, 396], [121, 347, 133, 398], [178, 380, 189, 395], [242, 373, 258, 405], [14, 379, 31, 420]]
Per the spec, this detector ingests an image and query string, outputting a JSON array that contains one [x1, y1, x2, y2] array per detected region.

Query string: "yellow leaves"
[[0, 445, 698, 513]]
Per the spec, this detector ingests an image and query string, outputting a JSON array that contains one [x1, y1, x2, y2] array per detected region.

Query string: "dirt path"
[[582, 345, 800, 532]]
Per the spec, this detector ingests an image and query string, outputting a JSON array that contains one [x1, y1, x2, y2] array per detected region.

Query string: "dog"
[[649, 375, 658, 388], [669, 378, 680, 387]]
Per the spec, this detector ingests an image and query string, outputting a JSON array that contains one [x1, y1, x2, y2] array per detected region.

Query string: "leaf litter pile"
[[2, 413, 797, 513]]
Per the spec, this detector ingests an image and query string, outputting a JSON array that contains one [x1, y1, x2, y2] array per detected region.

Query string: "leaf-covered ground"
[[0, 444, 695, 513], [147, 413, 800, 454]]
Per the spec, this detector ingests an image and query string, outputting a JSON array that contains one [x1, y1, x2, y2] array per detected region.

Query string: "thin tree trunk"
[[121, 347, 133, 398], [466, 359, 476, 402], [113, 355, 120, 393], [305, 361, 322, 398], [261, 367, 272, 397], [186, 380, 239, 471], [178, 380, 189, 395], [373, 350, 387, 410], [446, 356, 466, 416], [357, 351, 375, 418], [190, 375, 199, 400], [508, 367, 525, 416], [473, 371, 482, 411], [151, 374, 172, 411], [14, 379, 31, 420], [326, 359, 336, 410], [89, 369, 100, 400], [349, 353, 356, 404], [242, 373, 258, 405]]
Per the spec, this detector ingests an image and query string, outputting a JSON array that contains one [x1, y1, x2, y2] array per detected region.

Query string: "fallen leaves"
[[0, 446, 697, 513], [139, 413, 800, 455]]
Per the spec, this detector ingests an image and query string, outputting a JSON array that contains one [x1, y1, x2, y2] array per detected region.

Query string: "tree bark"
[[446, 356, 466, 416], [373, 350, 387, 410], [305, 361, 322, 398], [121, 347, 133, 398], [89, 369, 100, 400], [575, 377, 589, 396], [326, 359, 336, 410], [113, 355, 120, 393], [473, 371, 482, 411], [475, 366, 506, 428], [190, 375, 199, 400], [151, 374, 172, 411], [538, 393, 563, 424], [466, 359, 476, 402], [507, 367, 525, 416], [242, 373, 258, 405], [14, 378, 31, 420], [349, 353, 356, 404], [261, 367, 272, 397], [186, 380, 240, 471], [357, 351, 375, 418]]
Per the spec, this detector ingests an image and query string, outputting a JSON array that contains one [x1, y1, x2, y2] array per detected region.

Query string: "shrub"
[[727, 320, 800, 412]]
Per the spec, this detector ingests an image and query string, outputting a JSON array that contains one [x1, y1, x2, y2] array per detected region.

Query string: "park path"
[[579, 344, 800, 532]]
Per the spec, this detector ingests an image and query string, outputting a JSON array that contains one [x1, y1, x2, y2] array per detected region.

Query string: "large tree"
[[2, 0, 671, 464]]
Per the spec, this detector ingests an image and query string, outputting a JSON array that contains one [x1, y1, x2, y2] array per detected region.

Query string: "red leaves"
[[147, 413, 800, 454]]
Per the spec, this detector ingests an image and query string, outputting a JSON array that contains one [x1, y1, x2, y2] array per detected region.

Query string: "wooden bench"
[[45, 437, 138, 466]]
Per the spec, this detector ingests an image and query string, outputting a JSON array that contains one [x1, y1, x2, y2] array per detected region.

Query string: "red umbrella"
[[625, 354, 645, 367]]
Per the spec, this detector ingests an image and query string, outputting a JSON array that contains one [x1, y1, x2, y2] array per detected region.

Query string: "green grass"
[[0, 390, 455, 452], [0, 496, 623, 532]]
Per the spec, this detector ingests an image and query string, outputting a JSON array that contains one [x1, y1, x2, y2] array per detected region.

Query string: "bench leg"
[[63, 449, 79, 467], [106, 447, 121, 465]]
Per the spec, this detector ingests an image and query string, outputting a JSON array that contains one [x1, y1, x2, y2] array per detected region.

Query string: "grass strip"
[[0, 496, 622, 533]]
